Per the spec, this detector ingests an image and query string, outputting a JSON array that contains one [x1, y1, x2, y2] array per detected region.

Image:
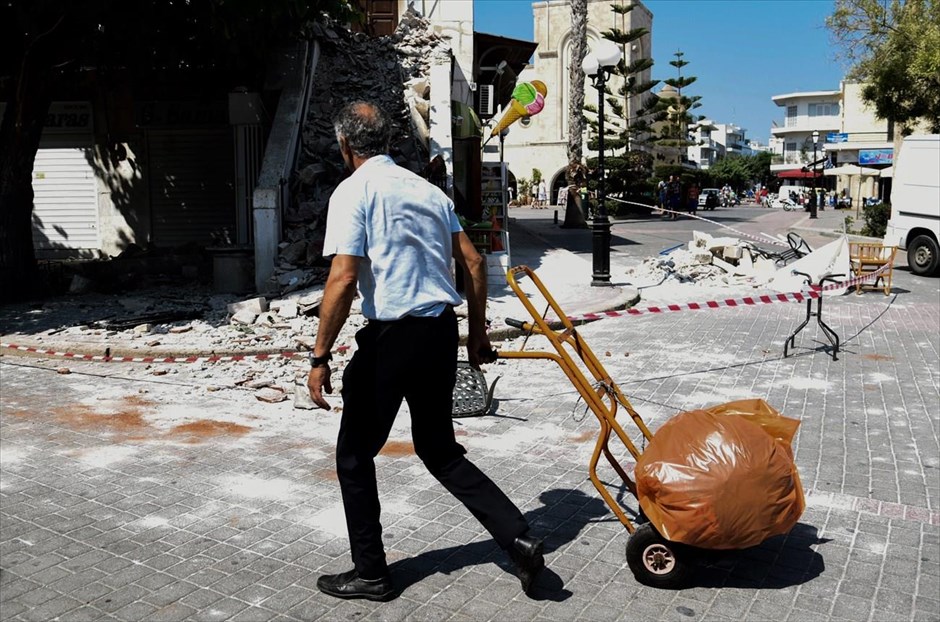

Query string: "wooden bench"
[[849, 242, 897, 295]]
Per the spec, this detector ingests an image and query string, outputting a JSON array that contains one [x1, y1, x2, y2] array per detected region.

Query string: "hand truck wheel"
[[626, 523, 695, 589]]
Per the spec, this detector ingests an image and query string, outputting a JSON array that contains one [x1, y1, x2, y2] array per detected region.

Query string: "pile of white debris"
[[626, 231, 781, 290]]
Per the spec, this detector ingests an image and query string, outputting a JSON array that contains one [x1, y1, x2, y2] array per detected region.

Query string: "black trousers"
[[336, 308, 529, 578]]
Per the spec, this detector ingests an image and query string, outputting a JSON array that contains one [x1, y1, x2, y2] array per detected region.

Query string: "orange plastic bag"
[[634, 398, 805, 550]]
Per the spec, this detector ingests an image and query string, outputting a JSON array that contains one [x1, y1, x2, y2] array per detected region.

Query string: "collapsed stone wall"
[[273, 11, 451, 295]]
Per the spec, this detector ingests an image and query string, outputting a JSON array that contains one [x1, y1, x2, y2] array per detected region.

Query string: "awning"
[[823, 164, 880, 177], [776, 169, 821, 179]]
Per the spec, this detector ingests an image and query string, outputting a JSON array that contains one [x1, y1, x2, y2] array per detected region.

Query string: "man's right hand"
[[468, 333, 497, 369]]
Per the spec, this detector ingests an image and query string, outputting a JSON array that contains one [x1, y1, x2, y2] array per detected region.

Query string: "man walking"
[[307, 101, 544, 602]]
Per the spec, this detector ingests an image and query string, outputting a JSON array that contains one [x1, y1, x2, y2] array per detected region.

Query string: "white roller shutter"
[[147, 129, 235, 247], [31, 148, 100, 253]]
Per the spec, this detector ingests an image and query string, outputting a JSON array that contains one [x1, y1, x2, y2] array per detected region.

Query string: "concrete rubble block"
[[274, 302, 299, 319], [691, 231, 741, 253], [245, 378, 275, 389], [254, 312, 279, 326], [405, 77, 431, 99], [294, 335, 316, 351], [227, 297, 269, 315], [168, 325, 192, 334], [255, 387, 288, 403], [133, 323, 152, 335], [723, 245, 743, 260], [231, 310, 259, 325], [293, 372, 316, 410]]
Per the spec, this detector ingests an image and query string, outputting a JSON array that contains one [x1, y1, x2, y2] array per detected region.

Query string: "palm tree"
[[563, 0, 589, 228]]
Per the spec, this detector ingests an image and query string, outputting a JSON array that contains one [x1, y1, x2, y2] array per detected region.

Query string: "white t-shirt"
[[323, 155, 463, 320]]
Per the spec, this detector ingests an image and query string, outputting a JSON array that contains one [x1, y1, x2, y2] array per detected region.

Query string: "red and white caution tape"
[[0, 345, 304, 364], [2, 266, 889, 362], [561, 262, 890, 324]]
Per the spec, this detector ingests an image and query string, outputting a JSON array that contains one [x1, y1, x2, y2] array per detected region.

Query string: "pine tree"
[[582, 1, 660, 207], [651, 50, 703, 174]]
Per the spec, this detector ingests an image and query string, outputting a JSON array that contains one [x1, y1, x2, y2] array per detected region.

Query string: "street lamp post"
[[810, 130, 819, 219], [582, 40, 622, 286]]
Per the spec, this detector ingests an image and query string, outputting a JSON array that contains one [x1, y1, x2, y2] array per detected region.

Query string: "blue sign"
[[827, 132, 848, 143], [859, 149, 894, 165]]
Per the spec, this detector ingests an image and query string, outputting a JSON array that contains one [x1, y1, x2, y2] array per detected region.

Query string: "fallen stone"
[[293, 372, 316, 410], [245, 378, 274, 389], [275, 302, 299, 319], [133, 323, 152, 335], [255, 387, 288, 403], [168, 325, 193, 334], [56, 367, 71, 375], [227, 297, 269, 315], [254, 312, 278, 326], [145, 340, 161, 347], [231, 310, 258, 325], [294, 335, 316, 351]]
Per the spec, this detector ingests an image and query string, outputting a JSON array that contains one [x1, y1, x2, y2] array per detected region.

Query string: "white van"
[[884, 134, 940, 276]]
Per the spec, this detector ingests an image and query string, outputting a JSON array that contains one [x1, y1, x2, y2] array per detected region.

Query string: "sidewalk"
[[2, 205, 938, 622]]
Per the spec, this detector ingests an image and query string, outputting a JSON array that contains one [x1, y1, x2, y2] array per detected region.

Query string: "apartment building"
[[769, 82, 893, 206], [687, 119, 751, 169]]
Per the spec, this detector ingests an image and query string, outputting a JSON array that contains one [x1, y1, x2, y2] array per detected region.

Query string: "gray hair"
[[333, 101, 391, 158]]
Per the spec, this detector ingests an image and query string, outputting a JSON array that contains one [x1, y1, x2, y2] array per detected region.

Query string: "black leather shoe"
[[508, 534, 545, 593], [316, 569, 396, 602]]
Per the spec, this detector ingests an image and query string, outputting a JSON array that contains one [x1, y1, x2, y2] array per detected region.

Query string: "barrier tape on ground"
[[607, 196, 792, 248], [562, 262, 890, 323], [1, 266, 887, 363], [0, 345, 305, 364]]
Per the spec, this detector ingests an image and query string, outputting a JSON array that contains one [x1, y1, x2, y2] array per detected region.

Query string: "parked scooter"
[[770, 196, 798, 211]]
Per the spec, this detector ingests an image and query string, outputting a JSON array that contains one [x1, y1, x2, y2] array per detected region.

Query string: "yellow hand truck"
[[497, 265, 695, 588]]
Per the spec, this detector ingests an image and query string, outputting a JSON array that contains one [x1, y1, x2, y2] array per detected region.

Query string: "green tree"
[[652, 50, 702, 167], [827, 0, 940, 132], [708, 152, 773, 191], [582, 1, 660, 207], [0, 0, 354, 298]]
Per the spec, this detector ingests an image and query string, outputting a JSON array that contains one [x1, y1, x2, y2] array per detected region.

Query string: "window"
[[786, 106, 798, 127], [785, 142, 798, 155], [809, 103, 840, 117]]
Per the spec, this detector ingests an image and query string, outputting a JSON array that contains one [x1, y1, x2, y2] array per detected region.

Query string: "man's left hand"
[[307, 366, 333, 410]]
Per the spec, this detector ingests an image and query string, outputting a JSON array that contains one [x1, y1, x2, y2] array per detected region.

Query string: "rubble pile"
[[626, 232, 779, 289], [275, 10, 451, 295]]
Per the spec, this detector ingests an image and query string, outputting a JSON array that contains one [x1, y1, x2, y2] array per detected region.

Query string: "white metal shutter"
[[31, 148, 100, 253], [147, 129, 235, 247]]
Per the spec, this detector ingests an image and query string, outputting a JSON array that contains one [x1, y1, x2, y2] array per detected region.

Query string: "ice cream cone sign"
[[490, 80, 547, 137]]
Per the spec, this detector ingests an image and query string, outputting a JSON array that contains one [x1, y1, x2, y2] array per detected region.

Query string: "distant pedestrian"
[[308, 101, 544, 602], [688, 183, 700, 215], [537, 180, 548, 208], [666, 175, 682, 220]]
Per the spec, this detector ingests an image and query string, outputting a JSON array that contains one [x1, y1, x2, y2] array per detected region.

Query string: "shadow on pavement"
[[692, 522, 829, 589], [390, 488, 827, 599], [390, 488, 613, 602]]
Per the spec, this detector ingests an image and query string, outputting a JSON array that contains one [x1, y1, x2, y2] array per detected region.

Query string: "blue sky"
[[474, 0, 848, 144]]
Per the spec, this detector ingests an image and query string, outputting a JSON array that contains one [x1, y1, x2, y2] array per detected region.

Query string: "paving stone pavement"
[[2, 245, 939, 620]]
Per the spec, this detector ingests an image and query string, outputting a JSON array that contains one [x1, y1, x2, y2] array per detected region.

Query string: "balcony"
[[771, 117, 841, 135]]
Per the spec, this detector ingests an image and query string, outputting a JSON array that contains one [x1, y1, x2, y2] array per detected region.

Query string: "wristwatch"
[[308, 352, 333, 368]]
